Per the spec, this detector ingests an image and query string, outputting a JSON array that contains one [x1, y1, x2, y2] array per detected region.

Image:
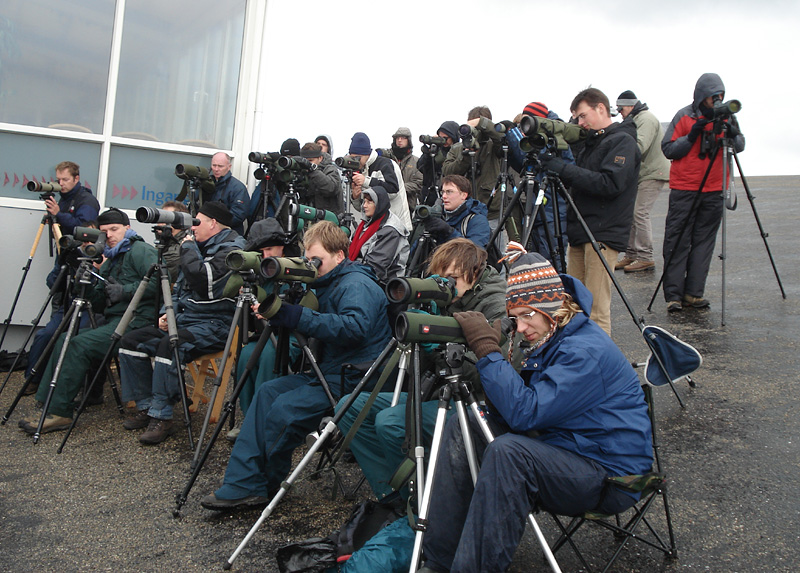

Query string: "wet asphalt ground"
[[0, 175, 798, 572]]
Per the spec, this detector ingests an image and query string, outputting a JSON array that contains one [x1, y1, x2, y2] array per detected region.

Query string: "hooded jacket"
[[363, 150, 412, 231], [295, 259, 392, 377], [352, 187, 410, 284], [174, 228, 247, 324], [475, 274, 653, 477], [625, 101, 670, 183], [302, 156, 343, 214], [55, 182, 101, 235], [661, 72, 745, 192], [560, 120, 640, 252]]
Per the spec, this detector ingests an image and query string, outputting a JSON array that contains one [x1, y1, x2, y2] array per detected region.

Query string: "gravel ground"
[[1, 176, 799, 572]]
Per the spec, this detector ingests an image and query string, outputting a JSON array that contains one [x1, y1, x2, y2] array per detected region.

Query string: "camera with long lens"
[[260, 256, 322, 284], [136, 206, 199, 230], [413, 203, 443, 221], [395, 312, 465, 344], [711, 96, 742, 120], [257, 288, 319, 320], [72, 226, 107, 257], [519, 115, 587, 152], [27, 180, 62, 201], [386, 275, 456, 306], [174, 164, 211, 181], [419, 135, 446, 146]]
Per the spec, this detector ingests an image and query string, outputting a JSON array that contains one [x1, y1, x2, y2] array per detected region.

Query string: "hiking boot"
[[682, 294, 710, 309], [200, 492, 270, 511], [19, 414, 72, 435], [615, 256, 635, 270], [123, 409, 150, 430], [138, 417, 176, 445], [624, 260, 655, 273], [22, 383, 39, 396], [666, 301, 683, 313]]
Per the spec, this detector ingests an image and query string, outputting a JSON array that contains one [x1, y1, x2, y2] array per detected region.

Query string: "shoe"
[[200, 492, 270, 511], [19, 414, 72, 435], [624, 260, 655, 273], [138, 417, 176, 445], [123, 409, 150, 430], [226, 427, 240, 442], [614, 256, 635, 270], [666, 301, 683, 313], [683, 294, 710, 309], [22, 383, 39, 396]]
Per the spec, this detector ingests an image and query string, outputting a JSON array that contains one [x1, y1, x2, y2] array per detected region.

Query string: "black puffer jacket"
[[560, 120, 640, 251]]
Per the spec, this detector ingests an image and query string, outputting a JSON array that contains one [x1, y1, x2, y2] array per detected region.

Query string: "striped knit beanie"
[[503, 242, 565, 325], [523, 102, 549, 118]]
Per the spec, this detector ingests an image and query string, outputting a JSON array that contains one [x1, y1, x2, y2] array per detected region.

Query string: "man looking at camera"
[[117, 201, 245, 445], [201, 221, 391, 511], [419, 174, 490, 249], [44, 161, 100, 235], [210, 152, 250, 236]]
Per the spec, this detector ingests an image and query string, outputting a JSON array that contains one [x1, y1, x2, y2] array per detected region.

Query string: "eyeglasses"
[[506, 309, 539, 330], [441, 188, 462, 196]]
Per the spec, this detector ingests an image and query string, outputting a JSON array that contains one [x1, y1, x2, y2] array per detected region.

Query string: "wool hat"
[[349, 132, 372, 155], [393, 127, 412, 139], [438, 121, 459, 142], [504, 244, 565, 324], [198, 200, 233, 227], [280, 138, 301, 156], [98, 207, 130, 226], [245, 218, 289, 251], [616, 90, 638, 107], [522, 102, 549, 118]]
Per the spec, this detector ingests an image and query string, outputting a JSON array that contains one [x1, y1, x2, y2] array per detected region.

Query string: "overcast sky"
[[254, 0, 796, 177]]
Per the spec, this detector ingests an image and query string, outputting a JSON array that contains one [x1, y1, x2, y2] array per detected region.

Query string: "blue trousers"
[[215, 369, 361, 500], [335, 392, 450, 500], [235, 333, 299, 414], [422, 413, 635, 573]]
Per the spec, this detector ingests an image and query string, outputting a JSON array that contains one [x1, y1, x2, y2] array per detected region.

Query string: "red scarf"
[[348, 212, 388, 261]]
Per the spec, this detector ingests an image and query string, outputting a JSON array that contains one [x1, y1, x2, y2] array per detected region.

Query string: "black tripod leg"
[[292, 331, 337, 409]]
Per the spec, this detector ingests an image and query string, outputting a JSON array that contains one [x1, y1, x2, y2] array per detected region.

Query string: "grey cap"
[[393, 127, 412, 138]]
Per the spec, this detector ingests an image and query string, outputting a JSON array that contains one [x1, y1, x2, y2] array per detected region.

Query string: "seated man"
[[419, 248, 653, 573], [201, 220, 392, 511], [117, 202, 245, 445], [348, 185, 409, 285], [336, 239, 506, 500], [19, 209, 157, 434], [422, 174, 491, 248]]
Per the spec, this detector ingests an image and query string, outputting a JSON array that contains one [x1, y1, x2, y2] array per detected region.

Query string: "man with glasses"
[[538, 88, 640, 335], [417, 248, 653, 573], [419, 174, 491, 249]]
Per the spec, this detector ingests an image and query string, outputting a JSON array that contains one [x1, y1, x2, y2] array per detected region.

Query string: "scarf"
[[348, 212, 388, 261], [103, 229, 137, 262]]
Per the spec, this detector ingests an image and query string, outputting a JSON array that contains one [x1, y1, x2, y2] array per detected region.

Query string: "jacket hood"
[[245, 218, 290, 251], [315, 134, 333, 156], [438, 121, 459, 142], [561, 274, 593, 319], [362, 185, 391, 223], [693, 73, 725, 111]]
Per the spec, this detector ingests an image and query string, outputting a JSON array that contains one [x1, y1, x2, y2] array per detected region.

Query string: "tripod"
[[407, 342, 561, 573], [418, 145, 442, 207], [647, 127, 785, 325], [0, 213, 61, 353]]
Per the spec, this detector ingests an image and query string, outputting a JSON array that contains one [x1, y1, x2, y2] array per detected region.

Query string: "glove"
[[453, 311, 502, 359], [423, 216, 453, 239], [687, 118, 709, 143], [269, 302, 302, 330], [540, 154, 566, 175], [105, 277, 125, 304], [724, 121, 741, 138]]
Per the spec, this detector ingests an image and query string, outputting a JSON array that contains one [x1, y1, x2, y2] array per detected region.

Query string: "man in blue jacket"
[[421, 174, 491, 249], [118, 201, 246, 444], [210, 152, 250, 236], [201, 220, 392, 511], [419, 248, 653, 573], [44, 161, 100, 235]]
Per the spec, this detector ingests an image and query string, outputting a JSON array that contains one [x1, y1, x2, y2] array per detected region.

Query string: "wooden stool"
[[185, 327, 239, 424]]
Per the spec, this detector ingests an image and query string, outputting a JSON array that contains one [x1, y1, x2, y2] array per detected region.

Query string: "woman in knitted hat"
[[418, 243, 654, 573]]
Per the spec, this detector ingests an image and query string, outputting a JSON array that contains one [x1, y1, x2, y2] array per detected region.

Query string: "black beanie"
[[616, 90, 638, 107], [98, 208, 130, 226], [438, 121, 459, 142], [199, 201, 233, 227], [281, 138, 301, 156]]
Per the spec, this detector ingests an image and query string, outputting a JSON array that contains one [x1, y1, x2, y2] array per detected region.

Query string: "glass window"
[[113, 0, 246, 149], [106, 146, 218, 210], [0, 132, 101, 200], [0, 1, 115, 133]]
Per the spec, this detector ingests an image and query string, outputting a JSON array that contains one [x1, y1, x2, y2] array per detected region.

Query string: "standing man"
[[540, 88, 640, 335], [386, 127, 423, 210], [660, 73, 744, 312], [417, 120, 459, 206], [298, 142, 343, 213], [614, 91, 671, 273], [210, 152, 250, 236], [349, 132, 412, 232], [118, 202, 245, 445], [44, 161, 100, 235]]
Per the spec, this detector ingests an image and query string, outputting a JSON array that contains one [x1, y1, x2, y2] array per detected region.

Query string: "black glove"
[[453, 311, 502, 359], [540, 154, 566, 175], [423, 216, 453, 239], [105, 277, 125, 304], [724, 121, 741, 138], [269, 302, 302, 330], [687, 118, 709, 143]]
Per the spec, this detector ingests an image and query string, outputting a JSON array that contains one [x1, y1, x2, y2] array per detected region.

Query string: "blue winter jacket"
[[212, 172, 250, 235], [55, 182, 101, 235], [476, 275, 653, 477], [445, 198, 491, 248], [296, 259, 392, 378]]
